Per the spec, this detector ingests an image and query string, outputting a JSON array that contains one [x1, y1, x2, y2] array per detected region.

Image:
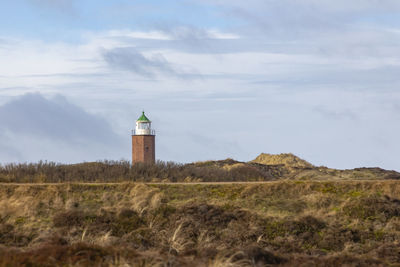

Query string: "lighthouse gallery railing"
[[131, 129, 156, 135]]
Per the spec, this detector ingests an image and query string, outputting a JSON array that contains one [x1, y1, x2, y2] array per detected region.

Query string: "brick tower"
[[132, 111, 155, 164]]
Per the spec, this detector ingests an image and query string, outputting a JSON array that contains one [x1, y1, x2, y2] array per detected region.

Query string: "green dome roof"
[[137, 111, 151, 122]]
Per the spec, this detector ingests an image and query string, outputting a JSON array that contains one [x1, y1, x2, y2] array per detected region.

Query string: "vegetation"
[[1, 153, 400, 266], [0, 153, 399, 183], [252, 153, 314, 168], [0, 181, 400, 266], [0, 159, 282, 183]]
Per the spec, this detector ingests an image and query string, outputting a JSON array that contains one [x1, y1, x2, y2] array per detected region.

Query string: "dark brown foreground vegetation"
[[1, 153, 399, 183], [1, 181, 400, 266]]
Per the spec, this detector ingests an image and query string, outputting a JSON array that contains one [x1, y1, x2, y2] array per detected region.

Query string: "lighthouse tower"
[[131, 111, 155, 164]]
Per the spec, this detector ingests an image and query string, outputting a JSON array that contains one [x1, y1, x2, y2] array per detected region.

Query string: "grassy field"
[[1, 181, 400, 266]]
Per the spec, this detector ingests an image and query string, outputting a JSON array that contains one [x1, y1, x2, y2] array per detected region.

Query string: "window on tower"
[[138, 122, 150, 129]]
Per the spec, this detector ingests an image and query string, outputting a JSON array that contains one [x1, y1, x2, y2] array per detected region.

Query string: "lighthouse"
[[132, 111, 156, 164]]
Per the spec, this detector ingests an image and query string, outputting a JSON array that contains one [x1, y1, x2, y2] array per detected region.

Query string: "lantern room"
[[134, 111, 155, 135]]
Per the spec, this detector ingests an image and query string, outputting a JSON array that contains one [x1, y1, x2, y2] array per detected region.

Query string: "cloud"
[[313, 106, 358, 121], [160, 25, 212, 41], [204, 0, 400, 32], [0, 93, 126, 163], [0, 132, 23, 162], [102, 47, 197, 79], [0, 93, 114, 142], [186, 0, 400, 59], [99, 27, 247, 55]]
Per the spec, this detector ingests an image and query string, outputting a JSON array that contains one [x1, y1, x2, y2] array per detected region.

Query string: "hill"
[[0, 153, 399, 183], [252, 153, 314, 168], [193, 153, 400, 181]]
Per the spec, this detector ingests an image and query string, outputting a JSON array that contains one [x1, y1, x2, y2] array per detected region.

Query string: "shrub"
[[342, 195, 400, 221], [0, 159, 279, 183]]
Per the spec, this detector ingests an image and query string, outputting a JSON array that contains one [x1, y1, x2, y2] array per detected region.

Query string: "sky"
[[1, 0, 400, 170]]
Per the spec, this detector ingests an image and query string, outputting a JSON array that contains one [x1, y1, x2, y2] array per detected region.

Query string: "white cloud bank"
[[0, 93, 125, 163]]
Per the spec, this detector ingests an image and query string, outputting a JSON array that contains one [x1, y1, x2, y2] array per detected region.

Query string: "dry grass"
[[0, 181, 400, 266], [252, 153, 314, 168], [2, 153, 398, 184]]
